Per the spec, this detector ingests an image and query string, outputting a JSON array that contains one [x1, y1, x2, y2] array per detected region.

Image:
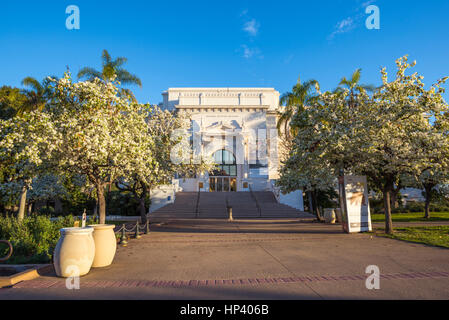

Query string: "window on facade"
[[211, 149, 237, 177], [249, 160, 268, 177]]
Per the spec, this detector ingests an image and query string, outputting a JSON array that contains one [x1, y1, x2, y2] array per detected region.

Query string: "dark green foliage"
[[106, 190, 141, 216], [316, 188, 339, 209], [370, 199, 449, 214], [369, 198, 385, 213], [59, 174, 96, 216], [0, 86, 26, 120], [0, 215, 74, 264]]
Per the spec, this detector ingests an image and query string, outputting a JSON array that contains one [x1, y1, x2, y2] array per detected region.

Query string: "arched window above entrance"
[[211, 150, 237, 176]]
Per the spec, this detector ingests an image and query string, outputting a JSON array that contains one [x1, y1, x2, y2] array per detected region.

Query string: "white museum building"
[[149, 87, 304, 212]]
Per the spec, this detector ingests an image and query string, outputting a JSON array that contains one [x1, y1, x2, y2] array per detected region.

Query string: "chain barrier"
[[114, 220, 150, 247]]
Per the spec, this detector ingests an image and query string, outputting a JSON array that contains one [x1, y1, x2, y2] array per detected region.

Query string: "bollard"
[[119, 224, 128, 247], [145, 220, 150, 234], [134, 221, 141, 239], [227, 207, 233, 222]]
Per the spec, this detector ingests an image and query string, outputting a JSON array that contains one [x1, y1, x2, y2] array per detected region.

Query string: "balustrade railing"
[[249, 185, 262, 217]]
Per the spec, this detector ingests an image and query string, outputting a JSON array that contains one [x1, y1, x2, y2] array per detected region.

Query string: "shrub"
[[0, 215, 74, 264], [369, 198, 384, 214], [107, 190, 140, 216]]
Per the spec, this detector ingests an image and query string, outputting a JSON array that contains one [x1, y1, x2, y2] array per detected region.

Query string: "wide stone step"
[[151, 191, 313, 219]]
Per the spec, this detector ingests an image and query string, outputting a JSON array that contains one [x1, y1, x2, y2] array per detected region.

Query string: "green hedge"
[[369, 199, 449, 214], [0, 215, 75, 264]]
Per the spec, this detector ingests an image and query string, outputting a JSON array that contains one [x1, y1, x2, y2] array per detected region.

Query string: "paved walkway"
[[1, 219, 448, 299]]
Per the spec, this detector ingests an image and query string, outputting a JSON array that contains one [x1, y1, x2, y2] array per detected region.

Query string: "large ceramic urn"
[[323, 208, 337, 224], [53, 227, 95, 278], [89, 224, 117, 268]]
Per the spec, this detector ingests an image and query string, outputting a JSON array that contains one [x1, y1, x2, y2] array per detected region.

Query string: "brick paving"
[[2, 219, 449, 299], [11, 271, 449, 289]]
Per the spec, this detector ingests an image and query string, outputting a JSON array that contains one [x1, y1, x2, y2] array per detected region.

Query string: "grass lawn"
[[371, 212, 449, 222], [376, 226, 449, 249]]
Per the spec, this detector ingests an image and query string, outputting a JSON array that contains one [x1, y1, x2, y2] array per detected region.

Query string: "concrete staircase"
[[148, 192, 198, 218], [253, 192, 309, 218], [150, 191, 314, 219]]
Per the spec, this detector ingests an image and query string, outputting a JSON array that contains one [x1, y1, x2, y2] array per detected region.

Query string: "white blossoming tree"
[[48, 73, 156, 224], [0, 112, 55, 220], [117, 106, 216, 223], [27, 174, 68, 214], [354, 57, 449, 233], [278, 56, 448, 234]]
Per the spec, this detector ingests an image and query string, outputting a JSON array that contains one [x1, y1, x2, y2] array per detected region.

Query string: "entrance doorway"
[[209, 177, 237, 192], [209, 149, 238, 192]]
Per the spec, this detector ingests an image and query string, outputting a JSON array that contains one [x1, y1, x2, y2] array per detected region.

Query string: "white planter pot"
[[323, 208, 337, 224], [53, 227, 95, 278], [90, 224, 117, 268]]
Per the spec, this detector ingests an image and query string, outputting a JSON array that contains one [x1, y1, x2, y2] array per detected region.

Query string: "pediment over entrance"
[[206, 120, 242, 131]]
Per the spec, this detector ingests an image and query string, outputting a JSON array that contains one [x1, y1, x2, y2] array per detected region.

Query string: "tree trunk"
[[17, 184, 28, 221], [138, 198, 147, 224], [54, 197, 63, 215], [137, 184, 148, 224], [97, 183, 106, 224], [424, 184, 433, 220], [307, 191, 314, 214], [390, 188, 399, 209], [383, 183, 394, 235], [105, 183, 112, 215], [337, 173, 349, 232], [311, 189, 323, 222]]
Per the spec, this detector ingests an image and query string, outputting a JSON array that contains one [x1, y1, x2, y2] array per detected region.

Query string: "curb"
[[0, 264, 53, 288]]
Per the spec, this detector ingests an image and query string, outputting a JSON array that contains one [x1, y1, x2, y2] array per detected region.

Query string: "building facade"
[[150, 87, 304, 212]]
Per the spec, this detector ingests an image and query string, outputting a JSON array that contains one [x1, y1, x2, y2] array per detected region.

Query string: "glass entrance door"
[[209, 150, 238, 192], [209, 177, 237, 192]]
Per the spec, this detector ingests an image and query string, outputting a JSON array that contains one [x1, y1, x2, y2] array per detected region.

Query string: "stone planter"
[[323, 208, 337, 224], [53, 227, 95, 278], [89, 224, 117, 268]]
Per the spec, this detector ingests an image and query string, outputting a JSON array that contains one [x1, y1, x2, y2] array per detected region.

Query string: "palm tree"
[[19, 77, 56, 115], [334, 69, 375, 108], [278, 75, 320, 139], [77, 49, 142, 101]]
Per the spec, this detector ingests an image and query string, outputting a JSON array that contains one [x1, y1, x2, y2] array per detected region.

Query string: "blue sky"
[[1, 0, 448, 104]]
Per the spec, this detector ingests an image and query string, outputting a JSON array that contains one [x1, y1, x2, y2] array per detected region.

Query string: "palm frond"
[[115, 69, 142, 87], [77, 67, 102, 80], [101, 49, 112, 65], [351, 69, 362, 86], [112, 57, 128, 68], [21, 77, 43, 94]]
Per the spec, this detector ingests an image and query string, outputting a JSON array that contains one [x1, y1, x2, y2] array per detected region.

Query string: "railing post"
[[249, 185, 262, 217], [134, 221, 141, 239], [195, 190, 201, 218], [119, 225, 128, 247], [145, 220, 150, 234], [227, 206, 233, 222]]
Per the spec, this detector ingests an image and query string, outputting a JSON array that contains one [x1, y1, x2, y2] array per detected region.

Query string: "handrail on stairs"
[[268, 180, 280, 203], [195, 190, 200, 218], [249, 184, 262, 217]]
